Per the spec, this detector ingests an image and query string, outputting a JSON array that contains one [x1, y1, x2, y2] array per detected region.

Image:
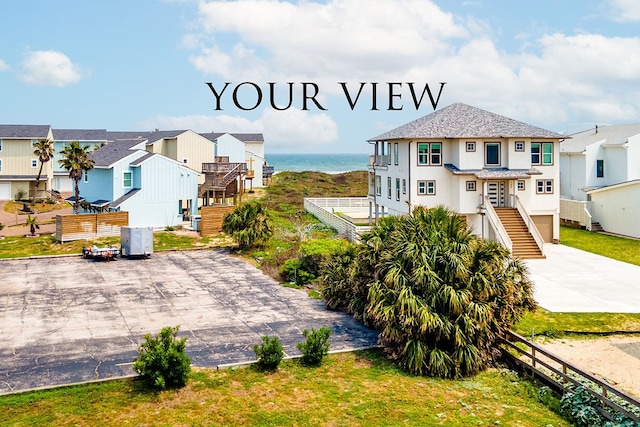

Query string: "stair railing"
[[514, 195, 545, 257], [483, 196, 512, 251]]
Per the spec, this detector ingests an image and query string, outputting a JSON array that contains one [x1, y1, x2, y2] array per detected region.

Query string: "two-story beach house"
[[0, 124, 54, 200], [560, 124, 640, 238], [78, 139, 200, 228], [52, 129, 108, 193], [367, 103, 565, 258]]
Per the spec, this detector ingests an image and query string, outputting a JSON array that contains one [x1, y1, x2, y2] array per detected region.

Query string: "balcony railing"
[[368, 154, 391, 167], [263, 165, 275, 176], [202, 162, 247, 174]]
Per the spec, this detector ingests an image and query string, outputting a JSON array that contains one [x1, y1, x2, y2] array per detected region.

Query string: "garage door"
[[531, 215, 553, 243], [0, 182, 10, 200]]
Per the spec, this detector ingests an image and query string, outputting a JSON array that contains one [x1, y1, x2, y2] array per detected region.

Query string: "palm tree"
[[26, 215, 40, 236], [32, 138, 55, 202], [222, 201, 273, 250], [58, 141, 94, 214], [319, 205, 534, 379]]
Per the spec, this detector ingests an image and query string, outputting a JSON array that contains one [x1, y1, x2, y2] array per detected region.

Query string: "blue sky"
[[2, 0, 640, 153]]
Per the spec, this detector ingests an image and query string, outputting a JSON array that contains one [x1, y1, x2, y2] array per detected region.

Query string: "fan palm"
[[319, 205, 534, 378], [222, 201, 273, 250], [58, 141, 94, 214], [32, 138, 55, 201]]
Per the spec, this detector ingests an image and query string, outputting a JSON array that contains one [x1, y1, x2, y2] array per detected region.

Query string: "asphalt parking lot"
[[0, 250, 379, 394]]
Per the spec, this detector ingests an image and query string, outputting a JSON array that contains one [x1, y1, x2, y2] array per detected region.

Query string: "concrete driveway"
[[0, 250, 378, 394], [525, 244, 640, 313]]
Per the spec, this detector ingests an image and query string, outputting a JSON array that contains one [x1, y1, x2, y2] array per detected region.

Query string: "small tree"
[[222, 201, 273, 250], [297, 327, 332, 367], [58, 141, 94, 214], [253, 335, 284, 371], [133, 326, 191, 389], [32, 138, 55, 202], [26, 215, 40, 236]]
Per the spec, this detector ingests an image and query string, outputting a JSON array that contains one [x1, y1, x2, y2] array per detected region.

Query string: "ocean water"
[[264, 153, 369, 174]]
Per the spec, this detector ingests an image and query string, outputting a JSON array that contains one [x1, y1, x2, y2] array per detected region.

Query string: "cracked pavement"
[[0, 249, 379, 394]]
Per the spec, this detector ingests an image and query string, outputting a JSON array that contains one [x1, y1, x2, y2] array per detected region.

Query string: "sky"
[[2, 0, 640, 154]]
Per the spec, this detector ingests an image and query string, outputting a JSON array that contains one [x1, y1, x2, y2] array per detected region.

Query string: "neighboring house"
[[559, 124, 640, 237], [79, 139, 200, 228], [52, 129, 108, 193], [200, 132, 267, 188], [0, 124, 53, 200], [367, 102, 565, 258]]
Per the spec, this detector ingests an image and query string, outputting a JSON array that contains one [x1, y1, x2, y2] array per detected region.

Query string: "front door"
[[487, 181, 507, 207]]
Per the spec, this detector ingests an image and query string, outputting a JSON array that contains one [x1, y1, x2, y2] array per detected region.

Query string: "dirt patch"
[[537, 336, 640, 397]]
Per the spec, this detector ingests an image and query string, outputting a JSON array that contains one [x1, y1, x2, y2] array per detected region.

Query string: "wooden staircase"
[[494, 208, 544, 259]]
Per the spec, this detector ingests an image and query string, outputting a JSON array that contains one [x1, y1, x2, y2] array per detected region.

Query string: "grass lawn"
[[514, 308, 640, 337], [560, 225, 640, 266], [0, 350, 569, 427]]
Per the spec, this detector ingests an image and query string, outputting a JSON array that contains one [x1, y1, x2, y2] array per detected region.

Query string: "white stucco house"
[[367, 102, 565, 258], [559, 124, 640, 238]]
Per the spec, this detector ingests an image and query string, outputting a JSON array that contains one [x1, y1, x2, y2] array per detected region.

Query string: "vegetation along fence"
[[500, 330, 640, 423], [200, 205, 235, 236], [303, 197, 372, 242], [55, 212, 129, 243]]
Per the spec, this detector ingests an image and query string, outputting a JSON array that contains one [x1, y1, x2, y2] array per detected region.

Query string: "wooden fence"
[[200, 205, 234, 236], [500, 330, 640, 423], [55, 212, 129, 242]]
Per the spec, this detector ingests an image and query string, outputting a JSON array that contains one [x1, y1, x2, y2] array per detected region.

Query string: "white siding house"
[[367, 103, 565, 257], [560, 124, 640, 237], [201, 132, 267, 188]]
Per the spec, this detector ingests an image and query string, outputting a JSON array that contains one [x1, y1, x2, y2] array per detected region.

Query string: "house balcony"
[[368, 154, 390, 169], [263, 165, 275, 177], [201, 162, 247, 175]]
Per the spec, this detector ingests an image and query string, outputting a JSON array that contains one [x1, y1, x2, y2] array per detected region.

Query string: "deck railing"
[[304, 197, 371, 242], [483, 196, 512, 251], [501, 331, 640, 423], [560, 198, 593, 230]]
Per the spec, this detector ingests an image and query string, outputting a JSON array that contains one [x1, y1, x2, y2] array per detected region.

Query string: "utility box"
[[120, 226, 153, 258]]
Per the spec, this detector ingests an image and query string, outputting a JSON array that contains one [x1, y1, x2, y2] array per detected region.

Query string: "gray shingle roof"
[[369, 103, 565, 141], [106, 131, 151, 141], [199, 132, 264, 142], [560, 124, 640, 153], [0, 124, 50, 138], [53, 129, 107, 141], [90, 140, 147, 167], [230, 133, 264, 142], [111, 188, 141, 208]]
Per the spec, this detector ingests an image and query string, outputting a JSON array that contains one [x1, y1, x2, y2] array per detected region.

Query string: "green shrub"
[[280, 258, 315, 285], [253, 335, 284, 371], [133, 326, 191, 389], [297, 327, 331, 366]]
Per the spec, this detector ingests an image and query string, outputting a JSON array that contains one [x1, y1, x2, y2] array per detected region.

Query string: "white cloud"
[[608, 0, 640, 22], [189, 0, 468, 87], [0, 59, 9, 72], [183, 0, 640, 134], [136, 109, 338, 152], [20, 50, 89, 87]]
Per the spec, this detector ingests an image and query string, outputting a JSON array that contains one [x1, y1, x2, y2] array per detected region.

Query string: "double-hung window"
[[31, 159, 38, 168], [123, 171, 132, 188], [395, 178, 400, 200], [417, 142, 442, 166], [387, 177, 392, 198], [394, 143, 399, 165], [532, 142, 553, 165], [387, 142, 391, 165], [375, 175, 381, 196]]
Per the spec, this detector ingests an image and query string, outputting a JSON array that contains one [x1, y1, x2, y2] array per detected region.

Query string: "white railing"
[[483, 196, 512, 251], [368, 155, 390, 167], [304, 198, 372, 242], [514, 195, 545, 257], [560, 198, 593, 230]]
